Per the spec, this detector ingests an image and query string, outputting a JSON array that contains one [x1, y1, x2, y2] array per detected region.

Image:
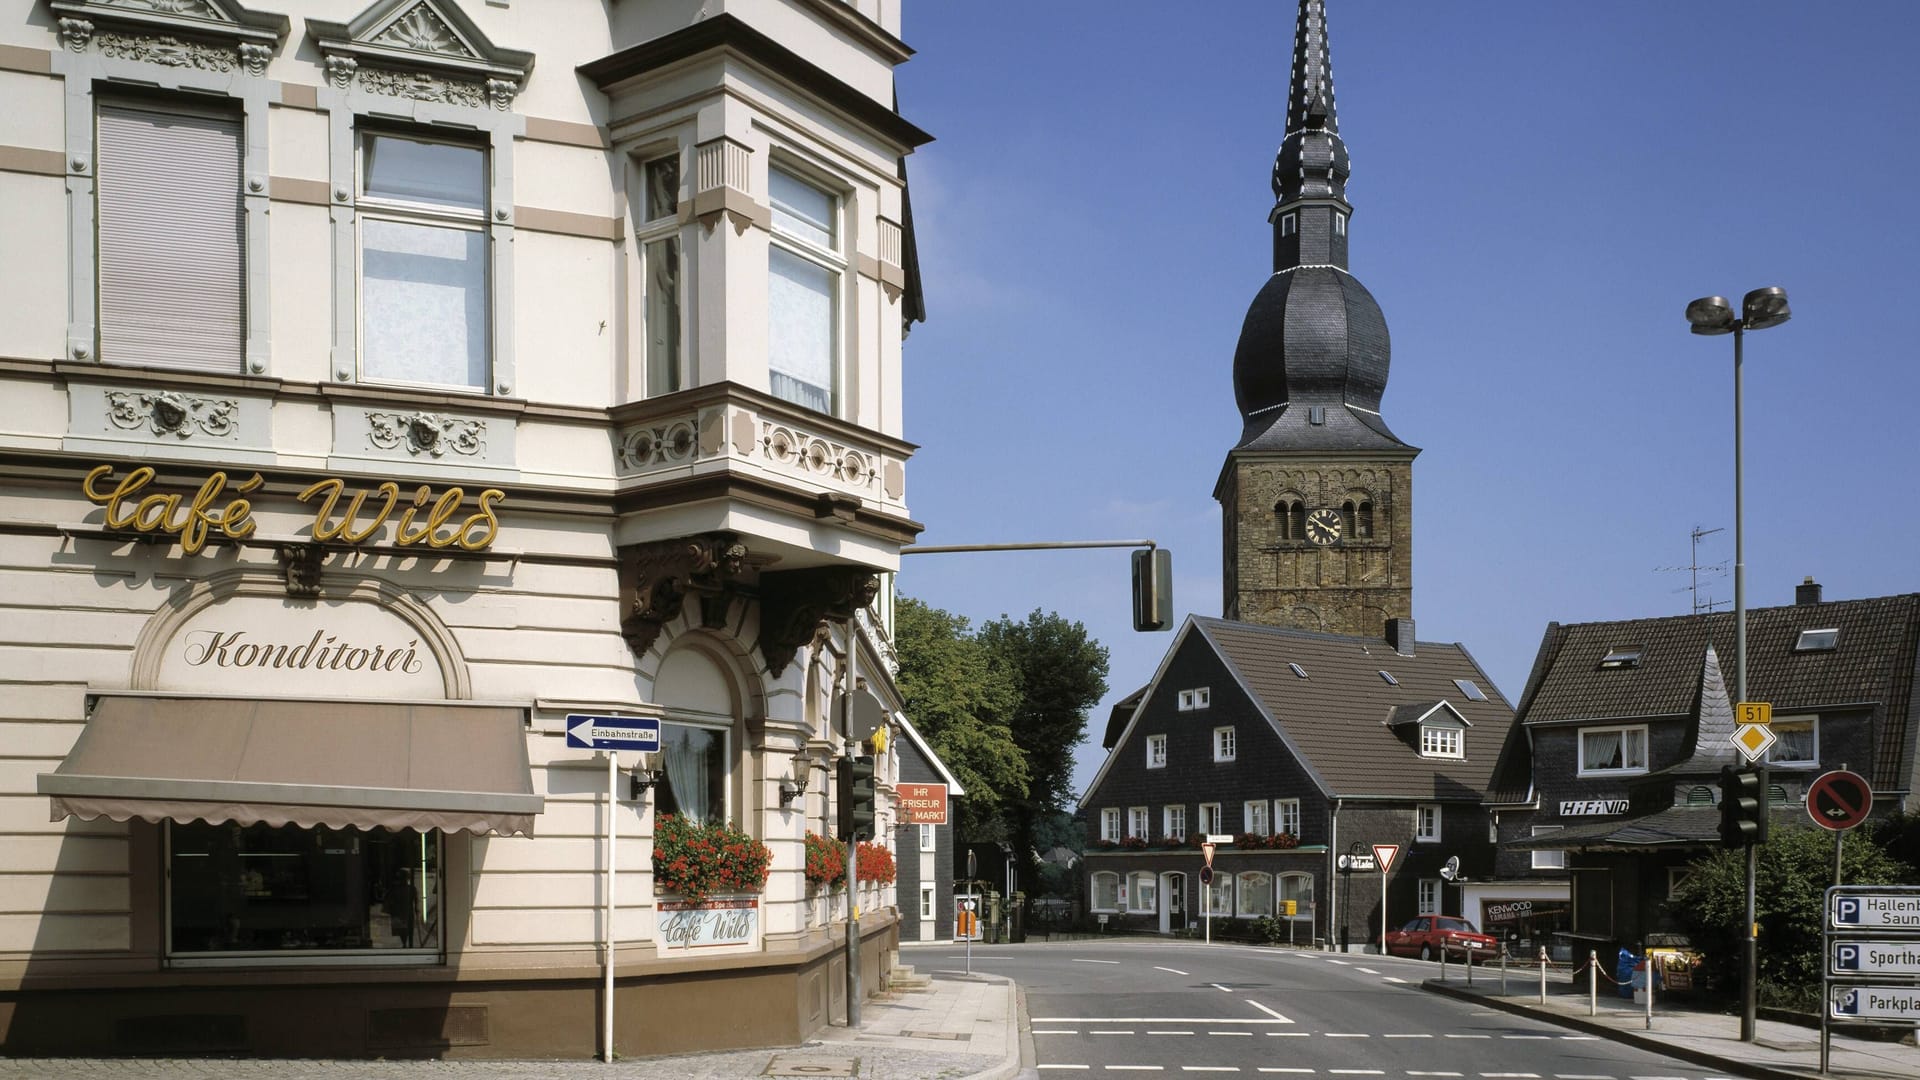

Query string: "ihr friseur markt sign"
[[81, 464, 505, 554]]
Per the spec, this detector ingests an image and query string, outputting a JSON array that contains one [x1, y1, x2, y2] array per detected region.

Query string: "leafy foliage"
[[651, 814, 772, 903], [893, 596, 1027, 841], [1668, 826, 1917, 1000]]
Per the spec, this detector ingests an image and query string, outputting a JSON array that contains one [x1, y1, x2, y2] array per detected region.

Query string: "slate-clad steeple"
[[1272, 0, 1350, 271]]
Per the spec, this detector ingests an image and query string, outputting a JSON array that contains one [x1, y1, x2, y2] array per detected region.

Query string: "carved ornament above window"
[[306, 0, 535, 111], [50, 0, 289, 73]]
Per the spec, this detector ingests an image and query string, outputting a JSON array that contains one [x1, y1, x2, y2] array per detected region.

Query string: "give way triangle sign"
[[1372, 844, 1401, 874]]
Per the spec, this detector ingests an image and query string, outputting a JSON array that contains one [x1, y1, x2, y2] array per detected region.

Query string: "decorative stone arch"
[[128, 567, 471, 698], [1340, 488, 1377, 539], [1272, 490, 1307, 541], [635, 605, 769, 740]]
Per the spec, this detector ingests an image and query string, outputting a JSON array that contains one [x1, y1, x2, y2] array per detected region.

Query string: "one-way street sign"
[[565, 714, 660, 752]]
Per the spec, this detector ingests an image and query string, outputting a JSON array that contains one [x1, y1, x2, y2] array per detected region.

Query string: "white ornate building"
[[0, 0, 929, 1058]]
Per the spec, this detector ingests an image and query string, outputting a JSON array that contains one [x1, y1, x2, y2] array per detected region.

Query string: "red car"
[[1384, 915, 1500, 961]]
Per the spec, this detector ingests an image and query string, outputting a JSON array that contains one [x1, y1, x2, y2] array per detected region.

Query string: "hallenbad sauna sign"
[[82, 464, 506, 554]]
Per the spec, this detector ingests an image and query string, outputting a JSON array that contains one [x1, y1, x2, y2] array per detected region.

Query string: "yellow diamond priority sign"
[[1732, 723, 1777, 762]]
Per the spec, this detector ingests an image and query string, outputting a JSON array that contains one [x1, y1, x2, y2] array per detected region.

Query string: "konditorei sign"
[[156, 594, 447, 697], [82, 464, 505, 554]]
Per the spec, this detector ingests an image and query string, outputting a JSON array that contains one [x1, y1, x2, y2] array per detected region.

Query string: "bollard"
[[1644, 953, 1654, 1030], [1438, 942, 1448, 981], [1538, 946, 1547, 1004], [1588, 950, 1597, 1016], [1466, 942, 1474, 986], [1500, 943, 1508, 994]]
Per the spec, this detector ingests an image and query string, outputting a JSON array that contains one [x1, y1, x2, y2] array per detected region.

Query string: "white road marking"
[[1409, 1074, 1463, 1078], [1444, 1034, 1491, 1039], [1031, 1029, 1078, 1035], [1073, 959, 1122, 965], [1156, 966, 1190, 975], [1502, 1035, 1552, 1040], [1630, 1076, 1688, 1080], [1357, 968, 1381, 975], [1383, 1033, 1432, 1038], [1383, 977, 1409, 984], [1267, 1032, 1311, 1037], [1108, 1068, 1164, 1072], [1559, 1036, 1600, 1042], [1246, 1001, 1294, 1023], [1481, 1074, 1539, 1078], [1325, 1033, 1369, 1038], [1037, 1067, 1089, 1071], [1330, 1072, 1385, 1076], [1211, 983, 1235, 993], [1326, 959, 1352, 966], [1555, 1074, 1615, 1079], [1148, 1031, 1195, 1036], [1259, 1070, 1314, 1075], [1090, 1030, 1135, 1036], [1182, 1068, 1239, 1073]]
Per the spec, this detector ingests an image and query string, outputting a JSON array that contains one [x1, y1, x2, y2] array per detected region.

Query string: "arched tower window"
[[1357, 499, 1374, 538], [1275, 497, 1306, 540], [1343, 492, 1376, 539]]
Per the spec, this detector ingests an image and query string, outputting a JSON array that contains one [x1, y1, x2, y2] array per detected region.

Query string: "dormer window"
[[1598, 646, 1643, 670], [1419, 725, 1462, 758], [1795, 628, 1839, 652], [1280, 211, 1298, 237]]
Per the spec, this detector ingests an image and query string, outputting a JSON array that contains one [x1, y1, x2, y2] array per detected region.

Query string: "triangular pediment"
[[307, 0, 534, 107], [49, 0, 289, 56]]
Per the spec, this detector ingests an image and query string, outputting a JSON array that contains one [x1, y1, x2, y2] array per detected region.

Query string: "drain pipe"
[[1328, 798, 1341, 952]]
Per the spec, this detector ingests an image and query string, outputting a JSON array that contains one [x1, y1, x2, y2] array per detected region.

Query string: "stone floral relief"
[[618, 417, 701, 472], [105, 390, 239, 440], [371, 5, 474, 57], [366, 411, 485, 458], [760, 421, 877, 492], [58, 2, 274, 76]]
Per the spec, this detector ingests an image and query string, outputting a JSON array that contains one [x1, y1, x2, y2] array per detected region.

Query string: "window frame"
[[919, 823, 937, 853], [1278, 872, 1314, 921], [1416, 803, 1441, 843], [1198, 803, 1222, 836], [1212, 726, 1236, 762], [1577, 724, 1650, 776], [1090, 871, 1121, 913], [1178, 687, 1212, 711], [1274, 799, 1301, 839], [1146, 733, 1168, 769], [635, 148, 686, 399], [1100, 808, 1122, 843], [1420, 725, 1464, 758], [919, 884, 935, 920], [1163, 805, 1187, 843], [1128, 871, 1159, 914], [1766, 714, 1820, 769], [1127, 806, 1150, 840], [354, 126, 493, 393], [1243, 800, 1270, 835], [1236, 871, 1274, 918], [1530, 825, 1566, 870], [766, 162, 847, 417], [1417, 877, 1440, 915], [657, 718, 733, 826]]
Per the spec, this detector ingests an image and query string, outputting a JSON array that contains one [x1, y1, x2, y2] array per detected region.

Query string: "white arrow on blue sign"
[[565, 714, 661, 752]]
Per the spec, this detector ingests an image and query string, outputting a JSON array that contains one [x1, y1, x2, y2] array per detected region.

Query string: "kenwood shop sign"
[[1559, 799, 1629, 816]]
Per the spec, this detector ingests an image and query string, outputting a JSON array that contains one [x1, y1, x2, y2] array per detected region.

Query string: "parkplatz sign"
[[1825, 885, 1920, 1066]]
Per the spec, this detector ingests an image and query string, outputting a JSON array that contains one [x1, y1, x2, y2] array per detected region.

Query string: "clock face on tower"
[[1304, 508, 1343, 547]]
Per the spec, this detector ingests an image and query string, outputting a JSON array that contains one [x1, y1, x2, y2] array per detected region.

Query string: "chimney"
[[1386, 617, 1415, 657], [1796, 576, 1823, 606]]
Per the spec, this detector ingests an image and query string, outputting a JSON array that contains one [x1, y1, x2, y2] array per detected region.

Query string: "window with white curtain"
[[767, 167, 840, 414], [658, 721, 728, 825], [638, 152, 682, 397], [1147, 734, 1167, 768], [97, 100, 245, 372], [1767, 715, 1819, 767], [1416, 804, 1441, 842], [1163, 805, 1186, 842], [919, 885, 935, 919], [1236, 872, 1273, 917], [1275, 799, 1301, 838], [1578, 725, 1649, 775], [1091, 872, 1120, 912], [1128, 806, 1149, 839], [1100, 808, 1121, 843], [919, 824, 936, 852], [1213, 726, 1236, 762], [358, 131, 488, 390], [1244, 801, 1270, 835]]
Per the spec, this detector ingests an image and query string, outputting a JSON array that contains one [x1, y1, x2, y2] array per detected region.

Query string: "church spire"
[[1271, 0, 1352, 271]]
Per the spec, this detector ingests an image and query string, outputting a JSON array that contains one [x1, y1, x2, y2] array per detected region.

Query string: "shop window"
[[1163, 804, 1186, 842], [358, 130, 490, 390], [1207, 874, 1234, 916], [97, 100, 245, 373], [1530, 825, 1566, 870], [1416, 803, 1441, 842], [638, 151, 683, 397], [1578, 725, 1648, 775], [1244, 800, 1270, 835], [1091, 871, 1121, 912], [1279, 872, 1314, 921], [168, 822, 441, 962], [1147, 733, 1167, 768], [768, 167, 842, 415], [1418, 878, 1440, 915], [1275, 798, 1301, 838], [1237, 871, 1274, 917], [658, 721, 729, 825], [1129, 871, 1158, 913], [1767, 715, 1819, 768]]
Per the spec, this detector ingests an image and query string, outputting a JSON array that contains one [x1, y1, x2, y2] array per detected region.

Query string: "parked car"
[[1384, 915, 1501, 961]]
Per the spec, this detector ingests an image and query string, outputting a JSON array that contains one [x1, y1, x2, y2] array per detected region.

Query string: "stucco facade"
[[0, 0, 928, 1059]]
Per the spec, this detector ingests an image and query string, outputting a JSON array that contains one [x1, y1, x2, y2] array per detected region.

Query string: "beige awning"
[[38, 695, 543, 837]]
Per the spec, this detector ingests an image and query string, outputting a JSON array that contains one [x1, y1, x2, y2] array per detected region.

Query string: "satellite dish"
[[1439, 855, 1460, 882]]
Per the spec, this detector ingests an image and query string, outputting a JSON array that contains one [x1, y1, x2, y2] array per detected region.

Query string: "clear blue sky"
[[891, 1, 1920, 801]]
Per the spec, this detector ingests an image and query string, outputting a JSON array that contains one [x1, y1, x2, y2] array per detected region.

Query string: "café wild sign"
[[81, 464, 505, 554]]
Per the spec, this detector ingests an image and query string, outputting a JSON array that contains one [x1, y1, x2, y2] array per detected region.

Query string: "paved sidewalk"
[[1422, 964, 1917, 1080], [0, 964, 1026, 1080]]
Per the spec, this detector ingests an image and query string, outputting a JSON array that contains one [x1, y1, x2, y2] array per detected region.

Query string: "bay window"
[[767, 167, 842, 415], [639, 152, 683, 397], [358, 131, 489, 390]]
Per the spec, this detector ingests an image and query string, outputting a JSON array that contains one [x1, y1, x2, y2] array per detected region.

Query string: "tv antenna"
[[1655, 526, 1728, 614]]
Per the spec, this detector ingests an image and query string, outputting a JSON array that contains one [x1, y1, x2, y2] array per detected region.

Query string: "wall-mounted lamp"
[[779, 753, 811, 808], [628, 763, 663, 802]]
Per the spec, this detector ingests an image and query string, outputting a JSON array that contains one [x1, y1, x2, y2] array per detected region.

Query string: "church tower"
[[1215, 0, 1418, 637]]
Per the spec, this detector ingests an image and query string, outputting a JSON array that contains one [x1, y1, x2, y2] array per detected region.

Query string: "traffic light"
[[837, 755, 875, 841], [1718, 765, 1769, 848], [1132, 548, 1173, 632]]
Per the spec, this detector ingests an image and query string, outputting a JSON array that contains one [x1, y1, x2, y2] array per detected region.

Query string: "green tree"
[[892, 597, 1026, 841], [1669, 826, 1917, 1007], [978, 609, 1109, 894]]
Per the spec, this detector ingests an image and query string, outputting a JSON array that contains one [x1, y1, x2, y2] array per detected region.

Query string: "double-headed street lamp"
[[1684, 285, 1790, 1044]]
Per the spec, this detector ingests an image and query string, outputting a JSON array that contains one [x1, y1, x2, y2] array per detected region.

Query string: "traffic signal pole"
[[843, 629, 861, 1029]]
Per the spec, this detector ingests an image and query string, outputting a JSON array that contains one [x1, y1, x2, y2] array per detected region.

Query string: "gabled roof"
[[1514, 594, 1920, 790], [893, 711, 965, 796], [1101, 685, 1148, 750]]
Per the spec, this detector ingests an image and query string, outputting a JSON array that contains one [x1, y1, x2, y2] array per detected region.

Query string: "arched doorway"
[[1160, 871, 1187, 935]]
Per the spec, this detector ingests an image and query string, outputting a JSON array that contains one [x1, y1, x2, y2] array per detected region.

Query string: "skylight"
[[1453, 678, 1488, 702], [1795, 628, 1839, 652], [1598, 646, 1643, 670], [1378, 670, 1398, 686], [1289, 663, 1309, 679]]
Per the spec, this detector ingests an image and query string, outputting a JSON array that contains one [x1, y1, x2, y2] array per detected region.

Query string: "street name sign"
[[1831, 941, 1920, 976], [1807, 770, 1873, 831], [1372, 844, 1400, 874], [565, 714, 661, 752], [1204, 833, 1235, 843], [1831, 893, 1920, 929], [1830, 985, 1920, 1021], [1731, 723, 1776, 762]]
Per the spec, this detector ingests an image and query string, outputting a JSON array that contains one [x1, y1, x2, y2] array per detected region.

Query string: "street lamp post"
[[1684, 285, 1790, 1044]]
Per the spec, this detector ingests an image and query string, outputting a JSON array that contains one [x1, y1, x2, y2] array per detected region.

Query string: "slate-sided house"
[[1079, 617, 1515, 949], [891, 713, 964, 942], [1488, 580, 1920, 958]]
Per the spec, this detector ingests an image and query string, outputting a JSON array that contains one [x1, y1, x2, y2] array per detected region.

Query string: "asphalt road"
[[930, 941, 1753, 1080]]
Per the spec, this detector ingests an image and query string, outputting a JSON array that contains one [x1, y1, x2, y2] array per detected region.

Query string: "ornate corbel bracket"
[[757, 566, 879, 680], [277, 544, 324, 598], [618, 532, 748, 659]]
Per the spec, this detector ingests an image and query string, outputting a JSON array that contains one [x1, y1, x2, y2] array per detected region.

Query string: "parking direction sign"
[[1831, 941, 1920, 976], [1807, 770, 1873, 831], [1830, 985, 1920, 1021], [1831, 893, 1920, 929], [565, 714, 661, 751]]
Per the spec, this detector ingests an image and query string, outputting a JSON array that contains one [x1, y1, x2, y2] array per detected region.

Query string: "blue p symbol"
[[1837, 945, 1859, 970], [1837, 989, 1859, 1015], [1837, 898, 1860, 924]]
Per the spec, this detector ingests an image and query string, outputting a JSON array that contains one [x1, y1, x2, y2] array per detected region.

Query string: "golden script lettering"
[[82, 465, 504, 553]]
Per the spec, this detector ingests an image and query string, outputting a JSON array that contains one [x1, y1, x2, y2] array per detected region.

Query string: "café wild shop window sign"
[[80, 463, 505, 554]]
